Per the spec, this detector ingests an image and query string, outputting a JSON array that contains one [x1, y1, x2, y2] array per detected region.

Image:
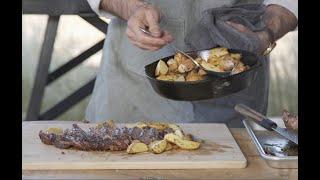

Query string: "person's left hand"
[[226, 21, 270, 54]]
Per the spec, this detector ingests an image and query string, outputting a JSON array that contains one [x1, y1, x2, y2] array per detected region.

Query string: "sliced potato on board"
[[174, 129, 185, 138], [167, 123, 182, 131], [164, 133, 200, 150], [165, 142, 174, 151], [46, 127, 63, 135], [183, 133, 193, 141], [136, 121, 169, 130], [147, 122, 168, 130], [127, 140, 149, 154], [136, 122, 148, 129], [149, 140, 167, 154]]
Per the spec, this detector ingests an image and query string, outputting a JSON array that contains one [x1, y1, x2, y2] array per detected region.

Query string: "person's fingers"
[[127, 28, 162, 50], [132, 25, 167, 46], [128, 18, 167, 45], [132, 41, 161, 51], [126, 28, 136, 41], [162, 30, 174, 43], [145, 10, 161, 37]]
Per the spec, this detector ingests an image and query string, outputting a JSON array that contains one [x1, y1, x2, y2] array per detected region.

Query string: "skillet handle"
[[234, 104, 277, 131]]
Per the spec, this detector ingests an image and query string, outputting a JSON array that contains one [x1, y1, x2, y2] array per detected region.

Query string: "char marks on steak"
[[39, 121, 172, 151]]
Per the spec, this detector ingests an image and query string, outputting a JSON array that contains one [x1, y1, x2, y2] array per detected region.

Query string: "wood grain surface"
[[23, 121, 247, 170]]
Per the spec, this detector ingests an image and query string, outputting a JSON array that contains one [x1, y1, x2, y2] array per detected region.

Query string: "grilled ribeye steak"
[[39, 121, 174, 151]]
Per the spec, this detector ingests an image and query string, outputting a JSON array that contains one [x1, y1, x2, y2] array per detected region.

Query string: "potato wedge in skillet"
[[154, 47, 249, 82]]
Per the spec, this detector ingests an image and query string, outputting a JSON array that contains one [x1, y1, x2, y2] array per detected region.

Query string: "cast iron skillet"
[[144, 49, 262, 101]]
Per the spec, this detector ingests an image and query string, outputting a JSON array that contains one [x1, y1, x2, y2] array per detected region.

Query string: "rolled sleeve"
[[87, 0, 116, 19], [264, 0, 298, 19]]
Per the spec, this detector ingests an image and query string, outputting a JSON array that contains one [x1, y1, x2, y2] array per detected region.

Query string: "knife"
[[234, 104, 298, 145]]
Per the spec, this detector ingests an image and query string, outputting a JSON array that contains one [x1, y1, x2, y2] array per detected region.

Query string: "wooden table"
[[22, 121, 298, 180]]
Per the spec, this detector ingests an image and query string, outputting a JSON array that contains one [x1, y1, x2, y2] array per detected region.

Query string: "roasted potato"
[[194, 57, 203, 64], [230, 53, 242, 61], [155, 60, 169, 76], [198, 69, 207, 76], [183, 133, 193, 141], [200, 61, 223, 72], [186, 70, 204, 81], [220, 58, 235, 71], [127, 140, 149, 154], [174, 75, 185, 82], [149, 140, 167, 154], [165, 142, 174, 151], [207, 56, 221, 65], [175, 52, 195, 72], [210, 47, 229, 58], [147, 122, 168, 130], [167, 123, 181, 131], [96, 123, 104, 129], [174, 129, 185, 138], [156, 74, 175, 81], [164, 133, 200, 150], [231, 62, 246, 75], [167, 58, 178, 72], [107, 119, 116, 128], [46, 127, 63, 135], [136, 121, 170, 130], [136, 121, 148, 129], [177, 64, 188, 73], [167, 123, 185, 138], [174, 52, 185, 65]]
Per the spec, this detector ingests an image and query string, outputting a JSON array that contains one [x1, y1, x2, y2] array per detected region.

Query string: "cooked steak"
[[282, 110, 298, 132], [39, 121, 172, 151]]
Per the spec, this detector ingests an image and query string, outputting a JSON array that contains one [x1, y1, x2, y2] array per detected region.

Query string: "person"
[[85, 0, 298, 127]]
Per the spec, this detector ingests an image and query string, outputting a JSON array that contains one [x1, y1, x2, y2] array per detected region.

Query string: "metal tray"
[[243, 119, 298, 169]]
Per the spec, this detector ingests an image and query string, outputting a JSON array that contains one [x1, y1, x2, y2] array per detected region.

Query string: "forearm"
[[262, 4, 298, 41], [99, 0, 145, 20]]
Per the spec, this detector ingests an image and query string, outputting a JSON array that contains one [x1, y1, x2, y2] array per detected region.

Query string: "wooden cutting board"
[[22, 121, 247, 170]]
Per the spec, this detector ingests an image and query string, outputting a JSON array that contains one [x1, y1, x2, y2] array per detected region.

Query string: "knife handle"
[[234, 104, 277, 131]]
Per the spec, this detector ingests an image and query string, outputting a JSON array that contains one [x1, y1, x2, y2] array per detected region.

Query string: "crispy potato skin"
[[155, 60, 169, 76], [149, 140, 167, 154], [165, 142, 173, 151], [46, 127, 63, 135], [128, 123, 201, 154], [164, 133, 200, 150], [127, 140, 149, 154], [186, 70, 204, 81]]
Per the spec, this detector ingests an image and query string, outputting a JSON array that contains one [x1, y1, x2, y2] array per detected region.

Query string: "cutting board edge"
[[23, 160, 248, 170]]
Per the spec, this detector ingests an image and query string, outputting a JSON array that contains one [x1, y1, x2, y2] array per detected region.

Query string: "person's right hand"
[[126, 4, 173, 51]]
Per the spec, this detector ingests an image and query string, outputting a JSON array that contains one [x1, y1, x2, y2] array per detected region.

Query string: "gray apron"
[[85, 0, 269, 127]]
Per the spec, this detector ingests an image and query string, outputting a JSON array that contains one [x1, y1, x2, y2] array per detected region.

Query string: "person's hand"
[[225, 4, 298, 54], [226, 21, 270, 54], [126, 4, 173, 51]]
